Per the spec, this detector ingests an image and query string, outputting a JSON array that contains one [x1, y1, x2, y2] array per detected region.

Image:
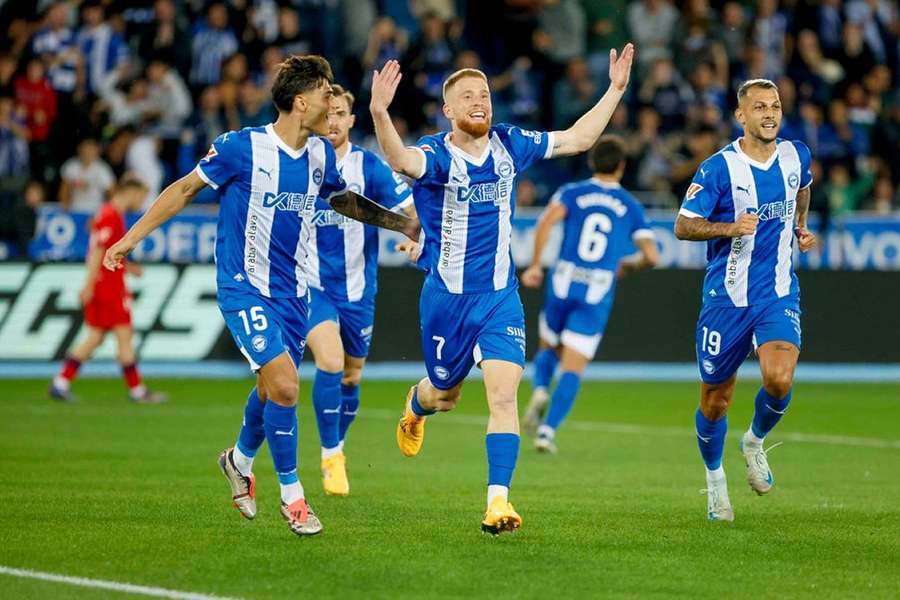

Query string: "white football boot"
[[740, 432, 781, 495], [523, 388, 550, 437], [703, 471, 734, 522]]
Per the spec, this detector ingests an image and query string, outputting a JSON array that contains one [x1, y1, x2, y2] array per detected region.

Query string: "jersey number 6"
[[577, 213, 612, 262]]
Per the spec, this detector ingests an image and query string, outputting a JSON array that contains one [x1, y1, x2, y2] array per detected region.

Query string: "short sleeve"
[[410, 136, 440, 181], [549, 184, 574, 211], [629, 200, 655, 241], [366, 152, 413, 212], [793, 140, 813, 189], [319, 142, 349, 201], [679, 157, 724, 219], [90, 212, 115, 250], [195, 131, 241, 190], [499, 124, 554, 173]]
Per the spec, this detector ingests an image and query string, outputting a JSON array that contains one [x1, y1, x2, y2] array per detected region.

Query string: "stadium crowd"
[[0, 0, 898, 251]]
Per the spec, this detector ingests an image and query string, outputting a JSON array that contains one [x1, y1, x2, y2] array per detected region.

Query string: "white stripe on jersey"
[[341, 149, 367, 302], [247, 131, 279, 297], [438, 154, 470, 293], [489, 133, 515, 290], [296, 138, 328, 295], [722, 151, 758, 307], [775, 141, 801, 298]]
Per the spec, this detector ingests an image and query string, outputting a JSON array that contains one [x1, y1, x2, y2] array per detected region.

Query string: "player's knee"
[[701, 391, 732, 420], [268, 377, 298, 406], [487, 390, 518, 417], [342, 368, 362, 387], [763, 369, 793, 399]]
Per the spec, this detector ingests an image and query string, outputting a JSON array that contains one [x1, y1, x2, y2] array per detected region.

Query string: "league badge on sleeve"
[[686, 183, 704, 200], [202, 146, 218, 162]]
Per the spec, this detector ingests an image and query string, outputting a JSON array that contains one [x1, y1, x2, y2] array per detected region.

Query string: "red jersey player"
[[50, 174, 166, 403]]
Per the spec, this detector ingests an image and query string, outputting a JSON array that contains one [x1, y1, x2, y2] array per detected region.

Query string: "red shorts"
[[84, 293, 132, 330]]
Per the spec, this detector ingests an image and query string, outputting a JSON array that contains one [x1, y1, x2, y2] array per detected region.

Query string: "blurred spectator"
[[275, 7, 312, 57], [719, 2, 749, 71], [552, 58, 598, 131], [105, 126, 162, 207], [58, 138, 115, 211], [362, 17, 408, 79], [147, 58, 191, 173], [817, 0, 845, 56], [869, 177, 898, 214], [185, 86, 225, 164], [788, 29, 844, 105], [14, 58, 56, 179], [78, 2, 128, 98], [669, 126, 721, 199], [0, 94, 30, 196], [826, 161, 875, 216], [0, 179, 43, 255], [516, 178, 538, 207], [138, 0, 191, 79], [581, 0, 628, 80], [238, 80, 275, 127], [626, 0, 679, 74], [405, 12, 458, 100], [31, 2, 79, 97], [96, 65, 154, 128], [534, 0, 587, 66], [0, 53, 18, 96], [637, 58, 692, 133], [844, 0, 896, 64], [835, 23, 877, 89], [190, 2, 238, 89], [751, 0, 788, 78], [410, 0, 456, 22]]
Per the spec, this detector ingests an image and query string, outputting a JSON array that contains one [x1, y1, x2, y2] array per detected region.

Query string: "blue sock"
[[751, 387, 792, 439], [532, 348, 559, 390], [486, 433, 520, 488], [236, 387, 265, 457], [263, 401, 299, 484], [410, 384, 436, 416], [312, 369, 343, 450], [695, 408, 728, 470], [339, 383, 360, 441], [543, 371, 581, 430]]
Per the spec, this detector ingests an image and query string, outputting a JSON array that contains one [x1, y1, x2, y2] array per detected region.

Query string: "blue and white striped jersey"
[[32, 27, 78, 93], [195, 124, 348, 299], [679, 138, 813, 307], [550, 178, 655, 304], [411, 123, 554, 294], [301, 143, 413, 302]]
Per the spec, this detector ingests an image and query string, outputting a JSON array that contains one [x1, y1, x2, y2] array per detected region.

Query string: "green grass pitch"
[[1, 378, 898, 599]]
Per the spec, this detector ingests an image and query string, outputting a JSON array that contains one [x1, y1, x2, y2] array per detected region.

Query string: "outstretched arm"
[[370, 60, 426, 178], [549, 44, 634, 158], [330, 191, 420, 241], [520, 201, 568, 288], [103, 170, 207, 270]]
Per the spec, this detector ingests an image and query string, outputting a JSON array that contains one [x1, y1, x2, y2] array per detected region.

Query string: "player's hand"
[[78, 286, 94, 306], [608, 43, 635, 91], [395, 240, 421, 262], [370, 59, 402, 114], [730, 213, 759, 237], [520, 265, 544, 289], [796, 227, 817, 252], [103, 238, 135, 271]]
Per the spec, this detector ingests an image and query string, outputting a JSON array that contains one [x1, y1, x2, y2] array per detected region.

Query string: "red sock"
[[60, 357, 82, 381], [122, 363, 142, 389]]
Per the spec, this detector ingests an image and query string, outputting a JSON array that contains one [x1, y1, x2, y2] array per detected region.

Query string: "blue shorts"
[[420, 281, 526, 390], [307, 287, 375, 358], [539, 287, 612, 359], [218, 287, 309, 372], [696, 296, 802, 384]]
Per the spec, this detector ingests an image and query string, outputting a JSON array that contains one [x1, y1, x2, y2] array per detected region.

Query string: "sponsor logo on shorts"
[[361, 325, 373, 341], [251, 334, 267, 352], [434, 366, 449, 380], [506, 326, 526, 339], [702, 359, 715, 375]]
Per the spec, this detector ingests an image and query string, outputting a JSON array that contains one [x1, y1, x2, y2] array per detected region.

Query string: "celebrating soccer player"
[[303, 84, 416, 496], [49, 174, 166, 404], [369, 44, 634, 534], [674, 79, 817, 522], [520, 135, 658, 453], [102, 55, 417, 537]]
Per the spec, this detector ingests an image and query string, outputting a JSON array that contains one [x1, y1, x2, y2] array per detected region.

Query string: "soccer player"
[[304, 84, 415, 496], [102, 55, 417, 537], [674, 79, 817, 522], [520, 135, 658, 453], [369, 44, 634, 534], [49, 174, 166, 404]]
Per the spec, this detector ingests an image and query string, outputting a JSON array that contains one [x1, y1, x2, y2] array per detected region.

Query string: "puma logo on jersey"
[[258, 166, 273, 179], [736, 184, 751, 195]]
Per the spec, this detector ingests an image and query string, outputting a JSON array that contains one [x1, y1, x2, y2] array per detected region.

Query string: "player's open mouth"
[[469, 111, 487, 121], [762, 122, 777, 129]]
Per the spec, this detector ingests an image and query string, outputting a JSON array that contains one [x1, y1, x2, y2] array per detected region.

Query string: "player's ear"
[[734, 106, 744, 125], [293, 94, 308, 114], [442, 102, 452, 120], [349, 114, 356, 128]]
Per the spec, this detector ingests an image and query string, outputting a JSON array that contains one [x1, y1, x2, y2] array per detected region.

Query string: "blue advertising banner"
[[5, 206, 900, 270]]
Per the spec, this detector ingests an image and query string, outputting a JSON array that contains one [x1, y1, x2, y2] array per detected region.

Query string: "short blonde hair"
[[442, 68, 488, 101], [331, 83, 355, 111]]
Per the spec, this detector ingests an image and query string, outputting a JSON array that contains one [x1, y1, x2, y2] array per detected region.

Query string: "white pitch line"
[[0, 566, 242, 600], [363, 409, 900, 450]]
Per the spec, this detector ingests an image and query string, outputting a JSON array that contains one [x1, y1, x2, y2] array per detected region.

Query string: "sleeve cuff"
[[800, 180, 812, 190], [678, 207, 704, 219], [543, 132, 555, 160], [194, 166, 219, 190], [324, 184, 351, 201], [409, 147, 427, 179], [632, 228, 656, 241]]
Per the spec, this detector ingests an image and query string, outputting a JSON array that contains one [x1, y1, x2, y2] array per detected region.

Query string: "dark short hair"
[[589, 135, 626, 175], [330, 84, 355, 112], [737, 78, 778, 103], [271, 55, 334, 113]]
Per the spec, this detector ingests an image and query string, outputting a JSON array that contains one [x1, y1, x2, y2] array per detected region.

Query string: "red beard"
[[457, 116, 491, 137]]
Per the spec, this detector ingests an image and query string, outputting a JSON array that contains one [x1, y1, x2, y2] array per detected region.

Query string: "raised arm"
[[369, 60, 426, 178], [549, 44, 634, 158], [103, 170, 207, 270], [520, 201, 568, 288], [330, 190, 420, 241]]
